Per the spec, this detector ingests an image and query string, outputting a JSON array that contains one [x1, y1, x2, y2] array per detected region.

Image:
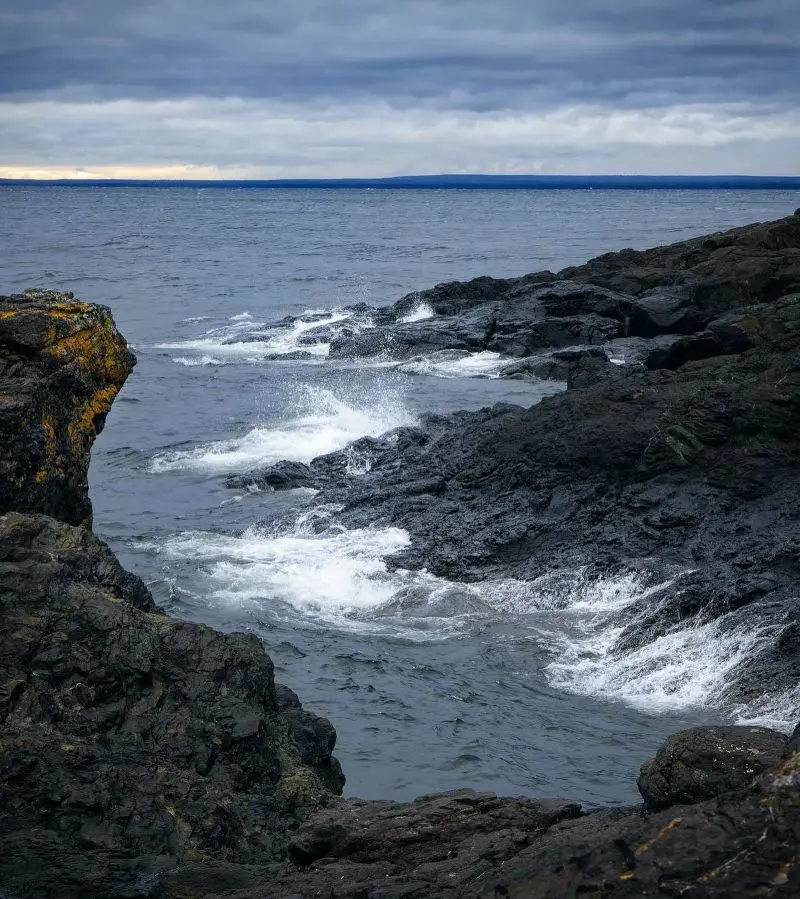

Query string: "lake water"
[[2, 186, 798, 804]]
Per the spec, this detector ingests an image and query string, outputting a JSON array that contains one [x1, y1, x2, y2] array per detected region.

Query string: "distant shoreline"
[[2, 174, 799, 190]]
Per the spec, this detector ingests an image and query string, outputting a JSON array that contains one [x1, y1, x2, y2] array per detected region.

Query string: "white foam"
[[156, 309, 366, 363], [156, 523, 416, 628], [731, 683, 800, 733], [540, 572, 795, 727], [150, 386, 415, 473], [398, 301, 435, 323], [396, 350, 506, 379], [152, 517, 534, 639], [173, 355, 223, 367]]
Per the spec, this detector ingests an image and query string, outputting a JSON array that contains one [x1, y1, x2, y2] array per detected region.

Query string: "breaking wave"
[[150, 386, 415, 473], [397, 300, 435, 323], [158, 308, 373, 364]]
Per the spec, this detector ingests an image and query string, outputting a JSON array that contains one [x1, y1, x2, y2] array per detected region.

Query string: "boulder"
[[638, 726, 788, 812]]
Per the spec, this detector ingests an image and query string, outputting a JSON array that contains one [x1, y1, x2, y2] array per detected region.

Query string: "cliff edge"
[[0, 289, 135, 527], [0, 293, 344, 896]]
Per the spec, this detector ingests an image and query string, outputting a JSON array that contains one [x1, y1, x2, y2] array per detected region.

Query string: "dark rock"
[[487, 311, 623, 356], [288, 790, 581, 866], [787, 723, 800, 756], [0, 512, 344, 893], [0, 289, 135, 527], [227, 459, 319, 491], [0, 293, 344, 897], [499, 346, 607, 382], [638, 726, 788, 812], [391, 272, 555, 318]]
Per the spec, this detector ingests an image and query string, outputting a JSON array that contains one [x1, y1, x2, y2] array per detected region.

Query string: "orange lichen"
[[66, 385, 121, 446], [44, 323, 131, 382], [41, 415, 58, 458], [635, 817, 684, 856]]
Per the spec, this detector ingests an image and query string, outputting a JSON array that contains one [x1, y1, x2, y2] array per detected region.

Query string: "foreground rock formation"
[[2, 217, 800, 897]]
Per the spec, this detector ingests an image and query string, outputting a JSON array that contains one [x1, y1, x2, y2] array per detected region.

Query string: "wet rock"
[[7, 214, 800, 896], [227, 459, 320, 491], [271, 216, 800, 701], [638, 726, 789, 812], [289, 790, 581, 866], [0, 289, 136, 527], [499, 346, 607, 382], [392, 272, 555, 318], [486, 311, 623, 356], [151, 746, 800, 897]]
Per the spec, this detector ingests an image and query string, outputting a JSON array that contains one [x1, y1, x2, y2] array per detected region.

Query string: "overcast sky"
[[1, 0, 798, 178]]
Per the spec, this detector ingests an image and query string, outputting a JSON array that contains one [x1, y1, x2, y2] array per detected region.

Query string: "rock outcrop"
[[237, 212, 800, 710], [0, 289, 136, 527], [0, 295, 343, 897]]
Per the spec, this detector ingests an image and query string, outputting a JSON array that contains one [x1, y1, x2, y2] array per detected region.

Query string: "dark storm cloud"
[[1, 0, 798, 109]]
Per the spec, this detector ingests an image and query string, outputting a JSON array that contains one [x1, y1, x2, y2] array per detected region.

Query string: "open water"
[[2, 186, 798, 804]]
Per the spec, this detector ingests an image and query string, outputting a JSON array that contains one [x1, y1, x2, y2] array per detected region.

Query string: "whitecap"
[[398, 301, 435, 323], [396, 350, 506, 379], [541, 572, 795, 730], [156, 308, 369, 362], [173, 355, 223, 367], [149, 385, 416, 473]]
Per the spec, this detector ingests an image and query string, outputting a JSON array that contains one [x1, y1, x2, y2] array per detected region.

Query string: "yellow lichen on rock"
[[2, 289, 136, 527], [66, 385, 121, 446]]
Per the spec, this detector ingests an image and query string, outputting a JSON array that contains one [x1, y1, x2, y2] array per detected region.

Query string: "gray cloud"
[[1, 0, 798, 108], [0, 1, 798, 175]]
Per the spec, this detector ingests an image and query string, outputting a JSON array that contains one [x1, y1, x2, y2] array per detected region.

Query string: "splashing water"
[[396, 350, 506, 379], [150, 385, 416, 473], [157, 308, 370, 363], [397, 301, 435, 323], [541, 573, 796, 731]]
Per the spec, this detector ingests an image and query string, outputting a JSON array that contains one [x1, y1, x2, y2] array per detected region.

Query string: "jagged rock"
[[0, 512, 344, 895], [289, 790, 581, 866], [0, 289, 135, 527], [637, 726, 788, 812], [0, 293, 344, 897]]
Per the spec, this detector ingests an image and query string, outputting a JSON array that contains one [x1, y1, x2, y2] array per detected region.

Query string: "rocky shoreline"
[[2, 213, 800, 897]]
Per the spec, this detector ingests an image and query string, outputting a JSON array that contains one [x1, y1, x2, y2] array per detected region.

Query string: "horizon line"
[[2, 174, 799, 190]]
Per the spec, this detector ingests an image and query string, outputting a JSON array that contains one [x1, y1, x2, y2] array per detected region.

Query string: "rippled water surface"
[[2, 186, 798, 803]]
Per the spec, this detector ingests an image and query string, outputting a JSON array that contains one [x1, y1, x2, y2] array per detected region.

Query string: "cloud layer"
[[1, 1, 798, 176]]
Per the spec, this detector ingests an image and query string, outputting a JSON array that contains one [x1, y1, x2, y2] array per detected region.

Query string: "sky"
[[1, 0, 799, 178]]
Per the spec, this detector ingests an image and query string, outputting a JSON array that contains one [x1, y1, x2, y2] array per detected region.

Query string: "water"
[[2, 186, 798, 805]]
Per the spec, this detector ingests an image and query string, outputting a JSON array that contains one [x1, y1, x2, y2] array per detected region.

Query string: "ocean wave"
[[395, 350, 506, 379], [156, 308, 373, 363], [149, 385, 416, 473], [142, 517, 799, 730], [397, 301, 435, 323], [542, 572, 796, 731]]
